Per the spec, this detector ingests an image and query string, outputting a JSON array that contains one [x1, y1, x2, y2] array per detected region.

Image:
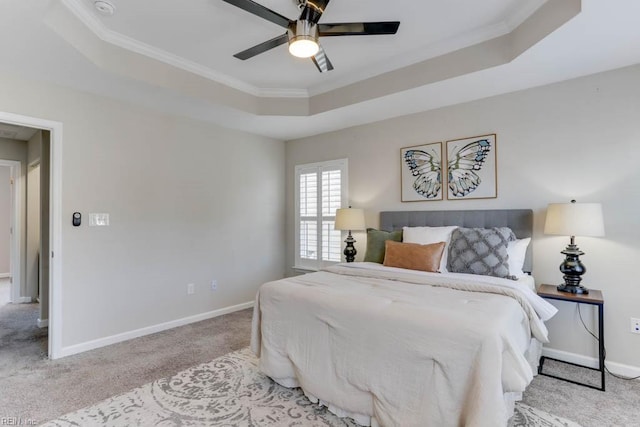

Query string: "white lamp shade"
[[335, 208, 365, 231], [544, 202, 605, 237]]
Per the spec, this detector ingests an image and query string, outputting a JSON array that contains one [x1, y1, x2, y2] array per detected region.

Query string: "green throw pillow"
[[364, 228, 403, 263]]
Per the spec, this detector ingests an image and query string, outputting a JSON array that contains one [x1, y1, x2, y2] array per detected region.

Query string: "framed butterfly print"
[[401, 142, 444, 201], [445, 134, 497, 200]]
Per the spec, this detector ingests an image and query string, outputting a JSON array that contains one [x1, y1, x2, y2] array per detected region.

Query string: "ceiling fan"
[[222, 0, 400, 72]]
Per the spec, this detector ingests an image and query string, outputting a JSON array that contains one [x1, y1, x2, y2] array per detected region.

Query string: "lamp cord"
[[576, 304, 640, 380]]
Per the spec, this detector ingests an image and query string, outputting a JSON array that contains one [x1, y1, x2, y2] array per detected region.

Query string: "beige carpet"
[[1, 303, 639, 426], [0, 303, 251, 425], [41, 347, 579, 427]]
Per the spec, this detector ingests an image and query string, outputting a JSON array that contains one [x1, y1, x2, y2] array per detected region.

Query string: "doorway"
[[0, 159, 22, 306], [0, 131, 48, 364], [0, 112, 62, 359]]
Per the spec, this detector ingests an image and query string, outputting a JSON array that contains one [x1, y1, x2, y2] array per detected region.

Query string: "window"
[[295, 159, 348, 271]]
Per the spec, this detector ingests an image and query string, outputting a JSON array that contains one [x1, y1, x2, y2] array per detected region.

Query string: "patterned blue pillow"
[[447, 227, 516, 279]]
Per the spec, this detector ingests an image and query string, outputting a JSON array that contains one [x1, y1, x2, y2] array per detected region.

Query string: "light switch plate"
[[89, 213, 110, 226]]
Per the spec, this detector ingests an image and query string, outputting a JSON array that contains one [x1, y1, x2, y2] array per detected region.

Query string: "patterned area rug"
[[42, 348, 580, 427]]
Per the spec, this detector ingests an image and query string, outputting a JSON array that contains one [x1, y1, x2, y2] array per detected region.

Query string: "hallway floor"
[[0, 277, 47, 380], [0, 277, 10, 306]]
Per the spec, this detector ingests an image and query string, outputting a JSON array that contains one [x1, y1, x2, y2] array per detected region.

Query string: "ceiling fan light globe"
[[288, 37, 319, 58]]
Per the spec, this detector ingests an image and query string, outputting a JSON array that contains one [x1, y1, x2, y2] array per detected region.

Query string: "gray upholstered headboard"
[[380, 209, 533, 273]]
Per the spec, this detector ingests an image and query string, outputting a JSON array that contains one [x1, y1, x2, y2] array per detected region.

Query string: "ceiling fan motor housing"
[[288, 20, 319, 44]]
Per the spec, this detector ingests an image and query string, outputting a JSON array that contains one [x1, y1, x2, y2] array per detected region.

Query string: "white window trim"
[[294, 158, 348, 271]]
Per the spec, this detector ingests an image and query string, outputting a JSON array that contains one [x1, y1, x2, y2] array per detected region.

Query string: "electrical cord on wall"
[[576, 304, 640, 380]]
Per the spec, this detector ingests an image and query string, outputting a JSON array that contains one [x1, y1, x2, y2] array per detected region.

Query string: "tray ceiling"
[[1, 0, 640, 139], [67, 0, 546, 95]]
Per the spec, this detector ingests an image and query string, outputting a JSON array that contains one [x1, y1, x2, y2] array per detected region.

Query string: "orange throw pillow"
[[383, 240, 445, 273]]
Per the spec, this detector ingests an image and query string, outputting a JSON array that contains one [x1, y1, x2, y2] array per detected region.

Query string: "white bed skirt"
[[271, 337, 544, 427]]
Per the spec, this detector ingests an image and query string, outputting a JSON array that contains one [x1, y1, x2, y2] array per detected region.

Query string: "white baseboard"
[[0, 273, 9, 278], [542, 347, 640, 378], [14, 296, 33, 303], [57, 301, 254, 359], [37, 318, 49, 328]]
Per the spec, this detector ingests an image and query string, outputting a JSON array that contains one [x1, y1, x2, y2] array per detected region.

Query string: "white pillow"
[[402, 226, 458, 272], [507, 237, 531, 278]]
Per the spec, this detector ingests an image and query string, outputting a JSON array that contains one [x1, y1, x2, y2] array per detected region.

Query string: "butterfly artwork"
[[401, 142, 444, 201], [445, 134, 497, 200], [401, 134, 497, 202]]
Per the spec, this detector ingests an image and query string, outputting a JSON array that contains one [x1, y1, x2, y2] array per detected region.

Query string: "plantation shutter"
[[295, 159, 348, 270]]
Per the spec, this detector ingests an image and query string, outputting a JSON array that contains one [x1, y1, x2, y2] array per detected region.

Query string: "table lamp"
[[335, 207, 365, 262], [544, 200, 605, 294]]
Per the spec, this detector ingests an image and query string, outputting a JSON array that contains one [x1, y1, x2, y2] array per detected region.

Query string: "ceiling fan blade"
[[299, 0, 330, 24], [318, 21, 400, 36], [311, 44, 334, 73], [222, 0, 291, 29], [233, 33, 289, 60]]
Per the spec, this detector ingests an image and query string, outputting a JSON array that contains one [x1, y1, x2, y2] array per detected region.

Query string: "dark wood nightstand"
[[536, 284, 605, 391]]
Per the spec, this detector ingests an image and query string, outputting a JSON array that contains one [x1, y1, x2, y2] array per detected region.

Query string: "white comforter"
[[251, 263, 557, 427]]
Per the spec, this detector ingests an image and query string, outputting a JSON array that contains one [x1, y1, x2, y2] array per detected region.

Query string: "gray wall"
[[286, 64, 640, 370], [0, 166, 10, 274], [0, 137, 27, 161], [0, 71, 286, 349]]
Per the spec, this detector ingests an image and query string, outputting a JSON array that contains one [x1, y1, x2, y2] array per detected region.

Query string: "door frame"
[[0, 111, 63, 359], [0, 159, 23, 304]]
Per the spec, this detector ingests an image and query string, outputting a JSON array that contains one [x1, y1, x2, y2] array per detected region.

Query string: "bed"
[[251, 209, 557, 427]]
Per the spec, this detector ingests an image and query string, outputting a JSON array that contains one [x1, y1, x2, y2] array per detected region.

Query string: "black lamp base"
[[343, 231, 357, 263], [557, 241, 589, 294], [557, 284, 589, 294]]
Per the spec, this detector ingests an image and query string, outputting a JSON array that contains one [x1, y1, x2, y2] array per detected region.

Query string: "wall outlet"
[[187, 283, 195, 295], [631, 318, 640, 334], [211, 280, 218, 291]]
